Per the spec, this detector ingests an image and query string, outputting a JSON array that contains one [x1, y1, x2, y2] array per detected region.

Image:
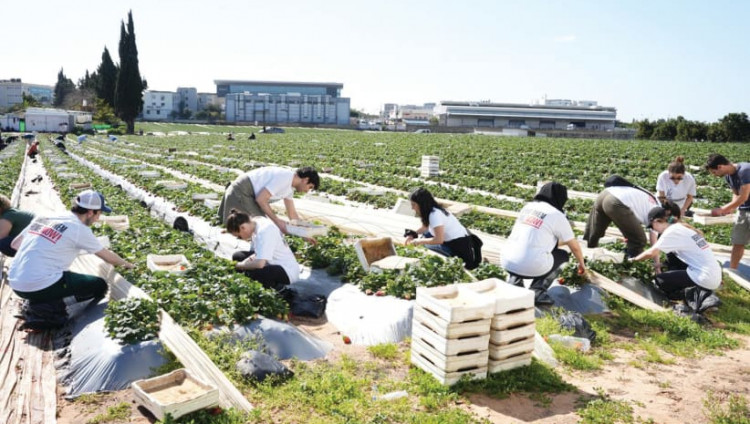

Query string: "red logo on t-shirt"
[[28, 222, 67, 244]]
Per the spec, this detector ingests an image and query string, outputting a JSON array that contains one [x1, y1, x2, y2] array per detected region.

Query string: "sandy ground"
[[55, 315, 749, 424]]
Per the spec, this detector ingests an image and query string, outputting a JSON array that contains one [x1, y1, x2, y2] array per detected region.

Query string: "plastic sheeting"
[[326, 284, 413, 346], [58, 301, 167, 398], [66, 151, 247, 260], [545, 283, 610, 315], [218, 318, 332, 361]]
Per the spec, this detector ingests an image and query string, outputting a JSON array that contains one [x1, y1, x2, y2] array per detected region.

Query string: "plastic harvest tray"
[[286, 220, 329, 238], [147, 254, 191, 275], [98, 215, 130, 231], [131, 368, 218, 420]]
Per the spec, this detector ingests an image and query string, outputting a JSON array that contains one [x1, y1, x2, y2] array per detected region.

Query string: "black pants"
[[243, 265, 290, 292], [232, 249, 288, 291], [508, 247, 570, 288], [654, 270, 703, 300]]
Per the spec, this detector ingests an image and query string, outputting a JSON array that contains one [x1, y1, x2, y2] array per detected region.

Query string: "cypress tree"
[[114, 10, 144, 134], [53, 68, 75, 108], [97, 46, 119, 108]]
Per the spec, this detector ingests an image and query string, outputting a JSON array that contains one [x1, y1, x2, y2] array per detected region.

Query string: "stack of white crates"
[[465, 278, 536, 373], [420, 155, 439, 178], [411, 285, 494, 385]]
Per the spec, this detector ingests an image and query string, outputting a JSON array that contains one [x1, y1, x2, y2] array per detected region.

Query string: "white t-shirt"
[[501, 201, 575, 277], [606, 186, 660, 225], [9, 213, 104, 292], [428, 208, 467, 241], [251, 217, 300, 283], [248, 167, 295, 201], [653, 224, 721, 290], [655, 171, 697, 209]]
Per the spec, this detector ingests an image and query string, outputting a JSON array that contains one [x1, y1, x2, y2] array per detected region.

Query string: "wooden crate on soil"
[[489, 322, 536, 345], [489, 336, 535, 361], [415, 284, 495, 323], [463, 278, 534, 314], [413, 305, 491, 339], [410, 348, 487, 386], [132, 368, 219, 420], [354, 237, 419, 272], [488, 355, 533, 374], [412, 338, 489, 372], [412, 321, 490, 356]]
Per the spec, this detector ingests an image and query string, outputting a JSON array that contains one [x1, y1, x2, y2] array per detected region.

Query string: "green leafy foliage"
[[104, 298, 159, 345]]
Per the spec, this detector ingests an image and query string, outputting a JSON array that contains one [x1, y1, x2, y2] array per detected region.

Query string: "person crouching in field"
[[405, 187, 482, 269], [631, 206, 721, 318], [0, 194, 35, 257], [226, 209, 300, 292], [501, 182, 586, 305]]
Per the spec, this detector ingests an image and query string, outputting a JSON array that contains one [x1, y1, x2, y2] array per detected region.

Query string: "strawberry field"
[[4, 126, 750, 423]]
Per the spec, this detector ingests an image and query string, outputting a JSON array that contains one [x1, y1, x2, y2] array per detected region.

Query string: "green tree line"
[[634, 113, 750, 142]]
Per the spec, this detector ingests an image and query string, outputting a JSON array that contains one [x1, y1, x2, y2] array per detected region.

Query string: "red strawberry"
[[375, 290, 385, 297], [342, 335, 352, 344], [559, 278, 565, 285]]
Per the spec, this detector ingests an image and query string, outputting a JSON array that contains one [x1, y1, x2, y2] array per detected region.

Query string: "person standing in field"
[[656, 156, 697, 218], [705, 153, 750, 270], [501, 182, 586, 305], [218, 166, 320, 234]]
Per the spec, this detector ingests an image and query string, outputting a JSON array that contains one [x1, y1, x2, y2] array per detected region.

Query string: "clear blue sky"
[[3, 0, 748, 122]]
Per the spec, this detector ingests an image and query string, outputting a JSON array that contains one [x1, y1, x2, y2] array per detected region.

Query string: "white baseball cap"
[[75, 190, 112, 213]]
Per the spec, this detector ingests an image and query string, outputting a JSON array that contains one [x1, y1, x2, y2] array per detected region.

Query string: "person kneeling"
[[226, 209, 300, 292], [632, 206, 721, 316]]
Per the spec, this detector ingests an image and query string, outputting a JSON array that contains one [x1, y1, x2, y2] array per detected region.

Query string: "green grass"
[[704, 392, 750, 424], [86, 402, 130, 424], [710, 279, 750, 334], [367, 343, 401, 360]]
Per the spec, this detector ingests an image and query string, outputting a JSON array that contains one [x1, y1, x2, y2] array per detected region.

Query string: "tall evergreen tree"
[[115, 10, 144, 134], [53, 68, 76, 108], [96, 46, 118, 107]]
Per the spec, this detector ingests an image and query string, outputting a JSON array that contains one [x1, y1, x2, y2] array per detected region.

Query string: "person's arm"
[[95, 249, 135, 269], [682, 194, 694, 215], [0, 219, 11, 239], [416, 225, 445, 245], [236, 255, 267, 270], [283, 198, 300, 221], [255, 188, 287, 233], [715, 183, 750, 215], [564, 238, 586, 275], [648, 229, 662, 272], [632, 246, 661, 262], [10, 234, 23, 250], [657, 190, 666, 205]]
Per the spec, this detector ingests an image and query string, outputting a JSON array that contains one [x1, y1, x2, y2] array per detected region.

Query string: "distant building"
[[435, 99, 616, 130], [383, 103, 436, 125], [0, 79, 53, 110], [1, 107, 91, 132], [381, 103, 397, 120], [217, 80, 350, 126], [142, 90, 177, 121], [176, 87, 198, 113]]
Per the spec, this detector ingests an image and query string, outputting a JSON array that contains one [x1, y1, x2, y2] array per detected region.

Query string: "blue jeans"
[[422, 231, 453, 257]]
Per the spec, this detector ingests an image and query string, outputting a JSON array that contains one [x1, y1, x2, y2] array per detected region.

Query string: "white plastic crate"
[[413, 305, 491, 339], [156, 180, 188, 190], [131, 368, 218, 420], [693, 212, 736, 225], [412, 321, 490, 356], [488, 355, 532, 374], [147, 254, 191, 274], [412, 337, 488, 373], [415, 284, 495, 324], [98, 215, 130, 231], [191, 192, 219, 201], [491, 308, 535, 331], [489, 322, 536, 345], [489, 336, 535, 361], [463, 278, 534, 314]]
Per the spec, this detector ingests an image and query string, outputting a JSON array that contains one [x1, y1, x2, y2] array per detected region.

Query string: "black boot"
[[506, 274, 525, 288]]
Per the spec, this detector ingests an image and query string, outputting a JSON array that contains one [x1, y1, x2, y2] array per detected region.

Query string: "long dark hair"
[[410, 187, 447, 227], [226, 208, 251, 234]]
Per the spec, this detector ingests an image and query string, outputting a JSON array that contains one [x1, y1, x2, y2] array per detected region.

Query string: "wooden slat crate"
[[412, 321, 490, 356], [132, 368, 219, 420], [413, 305, 491, 339], [490, 322, 536, 345], [415, 285, 495, 323]]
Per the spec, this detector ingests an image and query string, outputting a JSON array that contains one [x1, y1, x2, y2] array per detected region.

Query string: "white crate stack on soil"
[[464, 278, 536, 373], [420, 155, 440, 178], [411, 284, 494, 385]]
